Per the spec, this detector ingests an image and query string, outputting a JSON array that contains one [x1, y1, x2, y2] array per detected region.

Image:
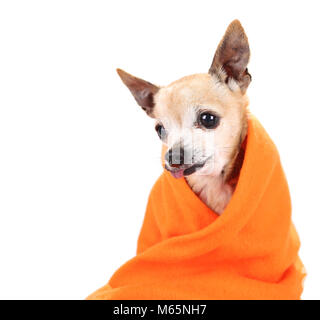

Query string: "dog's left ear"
[[116, 69, 159, 118], [209, 20, 251, 93]]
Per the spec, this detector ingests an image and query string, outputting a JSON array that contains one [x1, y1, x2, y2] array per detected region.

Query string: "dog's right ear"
[[209, 20, 251, 93], [116, 69, 159, 118]]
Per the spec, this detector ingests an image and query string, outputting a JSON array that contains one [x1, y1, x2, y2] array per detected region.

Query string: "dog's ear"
[[209, 20, 251, 93], [116, 69, 159, 117]]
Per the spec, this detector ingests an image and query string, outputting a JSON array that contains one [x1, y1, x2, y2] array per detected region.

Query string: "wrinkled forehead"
[[153, 73, 226, 126]]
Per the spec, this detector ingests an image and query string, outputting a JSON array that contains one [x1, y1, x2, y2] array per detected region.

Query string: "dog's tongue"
[[170, 169, 184, 179]]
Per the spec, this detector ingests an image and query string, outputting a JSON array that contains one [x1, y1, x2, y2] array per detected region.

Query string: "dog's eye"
[[155, 124, 167, 140], [199, 112, 220, 129]]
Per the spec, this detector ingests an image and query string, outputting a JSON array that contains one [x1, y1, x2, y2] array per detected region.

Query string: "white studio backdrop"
[[0, 0, 319, 299]]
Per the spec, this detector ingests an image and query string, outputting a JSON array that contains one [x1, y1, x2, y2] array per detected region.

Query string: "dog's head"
[[117, 20, 250, 179]]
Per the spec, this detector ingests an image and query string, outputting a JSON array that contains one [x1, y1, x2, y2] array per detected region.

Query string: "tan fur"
[[117, 20, 251, 214], [154, 73, 248, 214]]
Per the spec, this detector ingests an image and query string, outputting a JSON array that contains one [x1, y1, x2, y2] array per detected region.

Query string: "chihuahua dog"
[[117, 20, 250, 214]]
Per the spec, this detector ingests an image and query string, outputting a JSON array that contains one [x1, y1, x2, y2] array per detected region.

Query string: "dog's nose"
[[165, 147, 184, 167]]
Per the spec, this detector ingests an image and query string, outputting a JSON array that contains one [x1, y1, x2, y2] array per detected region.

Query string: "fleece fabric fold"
[[87, 114, 305, 300]]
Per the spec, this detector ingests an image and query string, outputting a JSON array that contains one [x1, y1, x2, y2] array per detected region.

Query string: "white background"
[[0, 0, 319, 299]]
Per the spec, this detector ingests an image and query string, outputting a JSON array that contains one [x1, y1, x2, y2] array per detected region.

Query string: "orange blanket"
[[87, 115, 305, 300]]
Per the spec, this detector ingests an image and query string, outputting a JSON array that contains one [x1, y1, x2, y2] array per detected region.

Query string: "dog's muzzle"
[[164, 146, 207, 178]]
